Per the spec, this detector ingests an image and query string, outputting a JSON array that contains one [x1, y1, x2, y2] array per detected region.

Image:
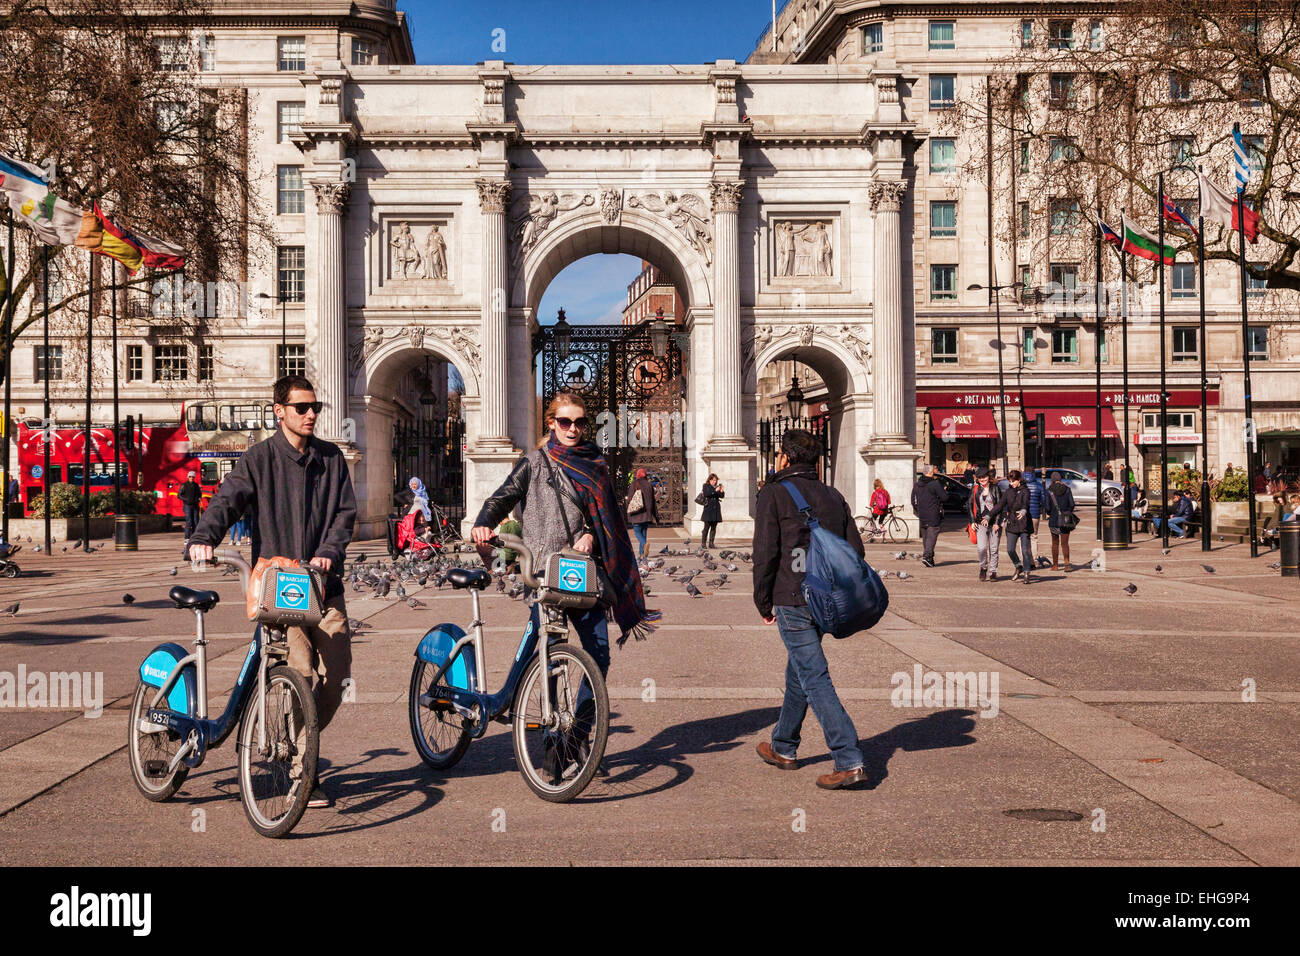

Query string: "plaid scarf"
[[545, 435, 656, 645]]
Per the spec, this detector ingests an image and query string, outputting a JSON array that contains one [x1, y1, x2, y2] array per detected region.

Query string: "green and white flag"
[[1120, 214, 1175, 265]]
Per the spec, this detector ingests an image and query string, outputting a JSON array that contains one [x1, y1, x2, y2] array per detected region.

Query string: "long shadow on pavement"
[[791, 709, 979, 789]]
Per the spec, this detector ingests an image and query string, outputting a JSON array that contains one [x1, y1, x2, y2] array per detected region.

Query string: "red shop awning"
[[931, 407, 1000, 439], [1026, 407, 1120, 439]]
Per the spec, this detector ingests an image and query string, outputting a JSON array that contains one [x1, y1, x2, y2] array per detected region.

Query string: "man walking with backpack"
[[753, 429, 867, 790]]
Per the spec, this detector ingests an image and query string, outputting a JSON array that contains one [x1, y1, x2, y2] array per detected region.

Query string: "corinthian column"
[[710, 180, 744, 443], [476, 178, 512, 446], [313, 180, 350, 442], [869, 180, 908, 443]]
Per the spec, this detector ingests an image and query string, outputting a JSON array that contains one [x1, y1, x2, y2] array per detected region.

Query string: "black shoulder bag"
[[539, 453, 616, 608]]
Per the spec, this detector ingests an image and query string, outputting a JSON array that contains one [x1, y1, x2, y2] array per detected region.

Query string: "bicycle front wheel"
[[886, 515, 908, 544], [126, 681, 190, 802], [237, 664, 318, 839], [512, 643, 609, 803]]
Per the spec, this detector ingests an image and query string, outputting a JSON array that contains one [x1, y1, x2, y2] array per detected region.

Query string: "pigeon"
[[663, 565, 679, 576], [897, 571, 913, 580], [507, 584, 525, 600], [2, 602, 18, 617], [683, 537, 691, 547], [347, 618, 367, 631], [685, 582, 703, 597], [893, 550, 907, 560], [62, 546, 68, 552], [496, 577, 506, 592], [1201, 565, 1216, 574], [32, 545, 41, 553], [1123, 583, 1138, 595], [658, 545, 670, 554], [724, 563, 738, 572], [122, 593, 135, 605], [73, 540, 82, 550], [407, 597, 426, 609], [1154, 565, 1163, 573], [396, 583, 407, 599], [169, 567, 178, 576], [1161, 548, 1171, 555], [1269, 562, 1281, 570], [25, 536, 32, 543]]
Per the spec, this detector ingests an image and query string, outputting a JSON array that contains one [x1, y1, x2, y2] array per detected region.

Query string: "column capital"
[[868, 181, 908, 213], [476, 178, 512, 213], [312, 180, 351, 215], [710, 180, 745, 214]]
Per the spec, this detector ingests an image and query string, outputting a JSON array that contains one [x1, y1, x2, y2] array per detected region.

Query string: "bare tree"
[[946, 0, 1300, 290], [0, 0, 272, 389]]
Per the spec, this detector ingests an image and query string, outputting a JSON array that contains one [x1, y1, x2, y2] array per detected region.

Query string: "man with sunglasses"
[[188, 375, 357, 809]]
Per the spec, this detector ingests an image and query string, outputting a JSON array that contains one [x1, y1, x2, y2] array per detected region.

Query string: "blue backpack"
[[780, 480, 890, 638]]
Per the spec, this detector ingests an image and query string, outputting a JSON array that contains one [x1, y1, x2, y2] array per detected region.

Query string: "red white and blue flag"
[[1161, 194, 1199, 235]]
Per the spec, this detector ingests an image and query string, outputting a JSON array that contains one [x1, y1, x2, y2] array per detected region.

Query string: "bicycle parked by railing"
[[408, 533, 609, 802], [855, 505, 909, 544], [126, 550, 323, 838]]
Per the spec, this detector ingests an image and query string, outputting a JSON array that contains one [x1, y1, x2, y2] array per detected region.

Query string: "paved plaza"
[[0, 523, 1296, 867]]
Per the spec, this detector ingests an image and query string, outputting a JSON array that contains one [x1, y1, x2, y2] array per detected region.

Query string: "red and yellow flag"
[[75, 203, 145, 274]]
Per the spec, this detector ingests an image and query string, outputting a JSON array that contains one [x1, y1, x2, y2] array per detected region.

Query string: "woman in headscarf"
[[625, 467, 658, 559], [407, 476, 431, 523]]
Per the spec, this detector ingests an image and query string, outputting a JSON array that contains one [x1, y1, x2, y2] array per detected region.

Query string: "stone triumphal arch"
[[293, 60, 918, 538]]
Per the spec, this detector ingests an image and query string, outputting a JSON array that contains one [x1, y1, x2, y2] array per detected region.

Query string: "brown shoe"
[[816, 766, 866, 790], [978, 568, 987, 581], [1050, 564, 1059, 571], [756, 741, 798, 770]]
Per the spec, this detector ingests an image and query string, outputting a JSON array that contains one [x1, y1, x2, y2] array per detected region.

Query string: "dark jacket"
[[1172, 495, 1195, 520], [190, 429, 357, 597], [1046, 481, 1077, 530], [700, 481, 724, 524], [626, 476, 658, 525], [178, 479, 202, 508], [753, 463, 865, 619], [910, 475, 945, 526], [1024, 473, 1045, 518], [970, 483, 1006, 525], [1003, 484, 1033, 534], [473, 450, 595, 566]]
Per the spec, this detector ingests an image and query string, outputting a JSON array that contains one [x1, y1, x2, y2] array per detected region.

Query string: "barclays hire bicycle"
[[126, 550, 322, 838], [408, 533, 609, 802]]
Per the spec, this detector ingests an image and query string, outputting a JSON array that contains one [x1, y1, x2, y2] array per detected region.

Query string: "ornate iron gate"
[[758, 414, 832, 484], [539, 323, 686, 525], [393, 416, 465, 525]]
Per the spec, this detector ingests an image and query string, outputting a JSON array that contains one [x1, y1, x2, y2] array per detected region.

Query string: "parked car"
[[919, 472, 973, 514], [1001, 468, 1124, 507]]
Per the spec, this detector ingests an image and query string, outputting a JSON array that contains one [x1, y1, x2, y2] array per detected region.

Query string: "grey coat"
[[474, 449, 592, 570]]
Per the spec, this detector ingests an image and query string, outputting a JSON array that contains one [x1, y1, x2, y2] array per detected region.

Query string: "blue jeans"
[[183, 505, 200, 539], [632, 522, 649, 557], [1154, 515, 1187, 537], [1006, 531, 1032, 571], [771, 604, 863, 772], [529, 601, 609, 742]]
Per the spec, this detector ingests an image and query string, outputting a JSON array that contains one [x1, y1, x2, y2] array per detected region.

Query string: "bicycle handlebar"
[[212, 549, 252, 595], [489, 533, 541, 590]]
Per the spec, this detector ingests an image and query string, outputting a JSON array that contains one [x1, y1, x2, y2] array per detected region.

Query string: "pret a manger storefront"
[[919, 388, 1219, 476]]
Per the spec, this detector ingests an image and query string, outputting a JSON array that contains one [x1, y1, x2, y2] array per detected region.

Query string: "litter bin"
[[1102, 509, 1130, 550], [115, 515, 139, 552], [1280, 521, 1299, 577]]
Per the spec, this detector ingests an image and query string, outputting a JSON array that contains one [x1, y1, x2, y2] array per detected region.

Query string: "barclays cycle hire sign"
[[274, 571, 312, 611], [556, 558, 589, 593]]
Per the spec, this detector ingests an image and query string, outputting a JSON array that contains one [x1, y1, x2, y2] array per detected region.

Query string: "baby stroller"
[[390, 510, 438, 558], [0, 542, 21, 579]]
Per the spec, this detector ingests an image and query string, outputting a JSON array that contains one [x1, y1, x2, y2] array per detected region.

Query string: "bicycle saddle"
[[446, 568, 491, 591], [169, 586, 221, 612]]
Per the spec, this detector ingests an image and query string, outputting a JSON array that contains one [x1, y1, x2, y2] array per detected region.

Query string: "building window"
[[1049, 199, 1081, 236], [1172, 326, 1199, 362], [153, 36, 188, 72], [277, 166, 304, 215], [930, 201, 956, 237], [277, 344, 307, 379], [929, 138, 956, 174], [1048, 73, 1075, 108], [1171, 135, 1195, 170], [1018, 201, 1030, 235], [1022, 327, 1037, 363], [928, 21, 955, 50], [1089, 19, 1104, 50], [154, 345, 188, 382], [1020, 19, 1034, 48], [930, 265, 957, 301], [1246, 264, 1267, 297], [1050, 263, 1079, 296], [1143, 412, 1195, 431], [1098, 327, 1108, 364], [1019, 139, 1030, 173], [1051, 328, 1079, 363], [863, 23, 883, 53], [1247, 325, 1268, 360], [1242, 134, 1266, 173], [199, 34, 215, 72], [1020, 266, 1032, 295], [278, 36, 306, 71], [1171, 263, 1197, 298], [929, 74, 956, 109], [127, 345, 143, 382], [1048, 136, 1079, 162], [1015, 74, 1031, 108], [1048, 20, 1074, 49], [198, 345, 213, 382], [277, 102, 305, 143], [931, 328, 958, 363], [1241, 72, 1263, 104], [35, 345, 63, 382], [1170, 71, 1192, 102], [277, 247, 306, 303], [351, 37, 377, 65]]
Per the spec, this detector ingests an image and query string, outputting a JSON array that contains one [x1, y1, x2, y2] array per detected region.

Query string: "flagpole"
[[1239, 187, 1258, 558], [1197, 168, 1210, 553], [1094, 205, 1103, 540], [1121, 209, 1132, 531], [111, 259, 121, 519], [83, 250, 93, 551], [2, 206, 13, 546], [42, 246, 51, 556], [1158, 173, 1169, 551]]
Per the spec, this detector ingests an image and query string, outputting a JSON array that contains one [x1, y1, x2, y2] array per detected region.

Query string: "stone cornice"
[[465, 122, 521, 145], [290, 122, 358, 152]]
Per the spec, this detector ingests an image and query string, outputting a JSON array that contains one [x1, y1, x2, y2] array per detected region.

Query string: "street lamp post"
[[968, 279, 1019, 476], [255, 291, 287, 373]]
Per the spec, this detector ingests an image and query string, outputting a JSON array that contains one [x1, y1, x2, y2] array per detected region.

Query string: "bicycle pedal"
[[143, 760, 169, 778]]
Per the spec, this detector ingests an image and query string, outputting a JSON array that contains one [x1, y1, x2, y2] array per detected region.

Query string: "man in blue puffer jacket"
[[1024, 469, 1046, 568]]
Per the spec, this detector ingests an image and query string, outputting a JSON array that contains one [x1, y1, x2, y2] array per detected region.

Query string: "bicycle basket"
[[538, 549, 600, 610], [250, 561, 323, 628]]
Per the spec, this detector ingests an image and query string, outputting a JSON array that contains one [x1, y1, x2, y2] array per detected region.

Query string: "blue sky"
[[401, 0, 771, 335]]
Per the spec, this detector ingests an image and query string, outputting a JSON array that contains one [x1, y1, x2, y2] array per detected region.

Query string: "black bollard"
[[1280, 522, 1299, 578]]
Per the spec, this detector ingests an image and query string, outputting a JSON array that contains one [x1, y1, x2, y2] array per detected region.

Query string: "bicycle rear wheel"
[[126, 680, 190, 802], [237, 664, 318, 839], [408, 658, 473, 770], [886, 515, 908, 544], [512, 643, 608, 803]]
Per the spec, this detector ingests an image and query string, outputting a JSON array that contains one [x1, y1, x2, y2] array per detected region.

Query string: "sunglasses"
[[283, 401, 323, 415], [554, 416, 588, 431]]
